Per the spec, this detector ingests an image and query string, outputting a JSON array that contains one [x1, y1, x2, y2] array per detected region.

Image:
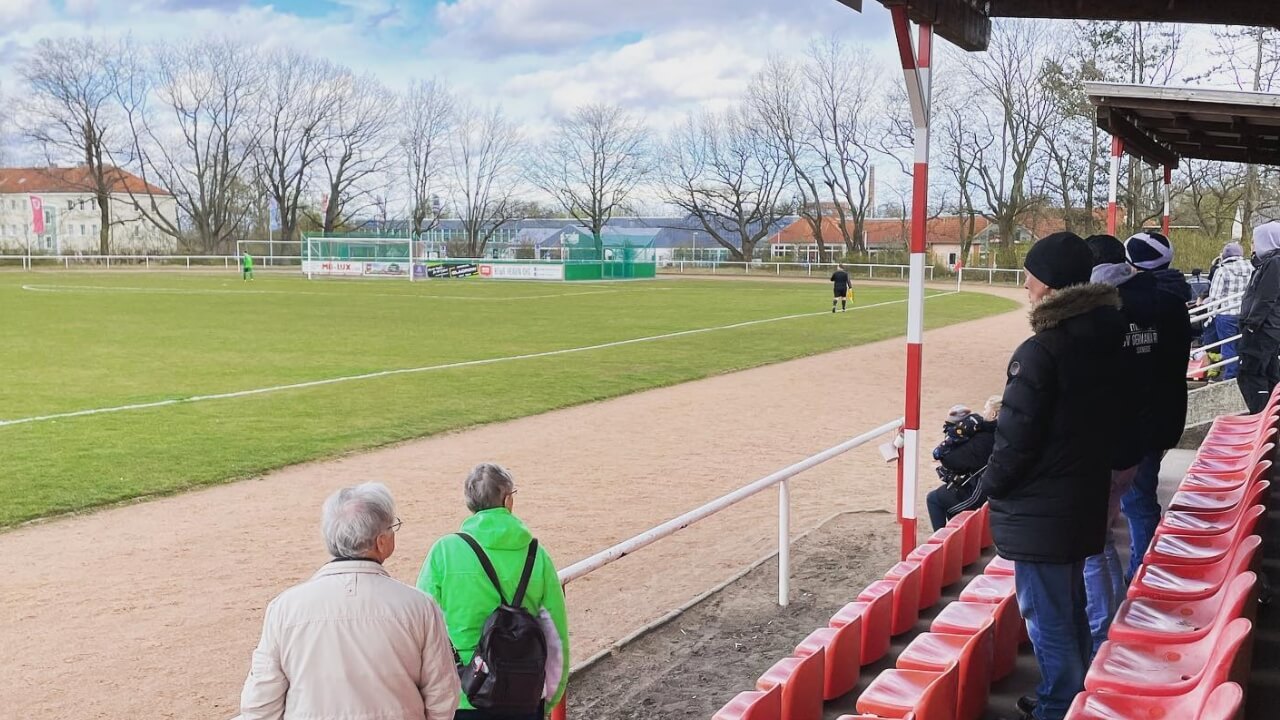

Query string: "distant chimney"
[[867, 165, 876, 219]]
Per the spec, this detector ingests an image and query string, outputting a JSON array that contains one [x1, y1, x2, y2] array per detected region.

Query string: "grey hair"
[[464, 463, 515, 512], [321, 482, 396, 559]]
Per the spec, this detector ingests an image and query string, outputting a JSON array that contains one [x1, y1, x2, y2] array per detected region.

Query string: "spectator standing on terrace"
[[1239, 219, 1280, 413], [981, 232, 1125, 720], [1085, 234, 1191, 652], [240, 483, 461, 720], [419, 464, 570, 720], [1126, 230, 1193, 304], [1204, 242, 1253, 381], [1119, 230, 1193, 582]]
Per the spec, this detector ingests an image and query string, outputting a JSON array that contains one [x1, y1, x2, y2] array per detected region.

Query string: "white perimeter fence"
[[0, 253, 1029, 285]]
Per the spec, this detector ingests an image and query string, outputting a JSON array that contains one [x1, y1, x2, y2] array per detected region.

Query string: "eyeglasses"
[[388, 517, 402, 533]]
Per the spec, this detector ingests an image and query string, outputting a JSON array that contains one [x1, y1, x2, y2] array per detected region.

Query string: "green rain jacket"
[[417, 508, 570, 712]]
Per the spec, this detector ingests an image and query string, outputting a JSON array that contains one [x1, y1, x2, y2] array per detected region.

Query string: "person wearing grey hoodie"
[[1238, 220, 1280, 413]]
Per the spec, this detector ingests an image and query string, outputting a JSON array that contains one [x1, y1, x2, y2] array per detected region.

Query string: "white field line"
[[18, 283, 638, 302], [0, 291, 958, 429]]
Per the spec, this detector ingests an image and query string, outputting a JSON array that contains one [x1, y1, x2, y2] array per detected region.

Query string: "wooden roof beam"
[[1098, 108, 1181, 169]]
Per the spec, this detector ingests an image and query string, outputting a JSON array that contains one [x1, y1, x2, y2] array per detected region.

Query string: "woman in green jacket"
[[418, 464, 570, 719]]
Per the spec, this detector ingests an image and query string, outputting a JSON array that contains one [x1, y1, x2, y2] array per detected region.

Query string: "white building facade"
[[0, 167, 178, 255]]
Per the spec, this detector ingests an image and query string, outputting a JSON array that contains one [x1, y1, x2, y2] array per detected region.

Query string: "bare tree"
[[952, 20, 1055, 244], [804, 37, 880, 253], [661, 109, 795, 262], [448, 102, 524, 257], [317, 72, 395, 232], [254, 50, 340, 244], [401, 78, 454, 235], [115, 39, 264, 252], [749, 57, 834, 261], [20, 37, 129, 254], [529, 102, 650, 255]]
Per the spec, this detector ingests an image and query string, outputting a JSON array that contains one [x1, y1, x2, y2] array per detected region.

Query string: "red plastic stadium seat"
[[1161, 482, 1268, 536], [984, 555, 1015, 577], [863, 578, 919, 638], [882, 562, 924, 635], [756, 651, 824, 720], [1146, 506, 1265, 567], [1187, 448, 1274, 477], [795, 625, 861, 701], [977, 504, 994, 549], [855, 666, 958, 720], [905, 544, 946, 611], [714, 685, 783, 720], [926, 527, 965, 587], [929, 601, 1010, 683], [1085, 617, 1252, 697], [958, 575, 1021, 679], [1066, 681, 1244, 720], [1169, 479, 1270, 513], [1109, 572, 1257, 645], [897, 632, 992, 720], [946, 510, 983, 567], [1197, 432, 1277, 458], [832, 598, 891, 666], [836, 716, 915, 720], [1129, 535, 1260, 602]]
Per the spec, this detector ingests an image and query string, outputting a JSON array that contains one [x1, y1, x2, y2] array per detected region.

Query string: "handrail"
[[1190, 291, 1245, 319], [1195, 334, 1244, 356], [557, 418, 904, 586]]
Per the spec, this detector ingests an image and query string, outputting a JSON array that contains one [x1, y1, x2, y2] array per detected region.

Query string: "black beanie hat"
[[1024, 232, 1094, 289], [1084, 234, 1126, 267]]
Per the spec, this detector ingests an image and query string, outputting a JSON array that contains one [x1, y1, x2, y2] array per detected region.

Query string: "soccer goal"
[[301, 233, 417, 281]]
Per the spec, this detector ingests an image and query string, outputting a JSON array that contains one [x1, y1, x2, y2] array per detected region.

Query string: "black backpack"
[[456, 533, 548, 715]]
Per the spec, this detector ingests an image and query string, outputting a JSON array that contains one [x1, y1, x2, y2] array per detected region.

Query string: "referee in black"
[[830, 264, 852, 312]]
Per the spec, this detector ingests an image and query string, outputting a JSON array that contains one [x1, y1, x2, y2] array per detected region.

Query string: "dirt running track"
[[1, 286, 1028, 719]]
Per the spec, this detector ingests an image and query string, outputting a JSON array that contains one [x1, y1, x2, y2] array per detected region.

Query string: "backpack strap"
[[456, 533, 509, 605], [511, 539, 539, 608]]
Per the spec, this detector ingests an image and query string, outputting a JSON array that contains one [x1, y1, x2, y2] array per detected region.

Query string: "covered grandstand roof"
[[1086, 83, 1280, 169], [841, 1, 1280, 52]]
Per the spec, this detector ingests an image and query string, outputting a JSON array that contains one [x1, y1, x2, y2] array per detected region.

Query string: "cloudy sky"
[[0, 0, 902, 124]]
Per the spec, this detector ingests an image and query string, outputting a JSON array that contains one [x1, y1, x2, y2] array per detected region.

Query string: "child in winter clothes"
[[926, 397, 1000, 531]]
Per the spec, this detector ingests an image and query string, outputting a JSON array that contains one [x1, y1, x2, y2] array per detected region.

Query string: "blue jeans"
[[1084, 466, 1137, 654], [1122, 451, 1164, 581], [1015, 560, 1092, 720], [1215, 314, 1241, 380]]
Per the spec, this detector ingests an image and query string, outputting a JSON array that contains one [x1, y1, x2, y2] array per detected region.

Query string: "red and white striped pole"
[[1107, 136, 1123, 235], [1162, 165, 1173, 235], [892, 7, 932, 561]]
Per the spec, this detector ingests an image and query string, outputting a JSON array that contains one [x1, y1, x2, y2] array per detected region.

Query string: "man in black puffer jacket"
[[1239, 219, 1280, 413], [1084, 235, 1191, 652], [982, 232, 1126, 720]]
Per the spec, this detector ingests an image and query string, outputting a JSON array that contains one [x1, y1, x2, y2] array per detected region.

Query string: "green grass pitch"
[[0, 273, 1017, 527]]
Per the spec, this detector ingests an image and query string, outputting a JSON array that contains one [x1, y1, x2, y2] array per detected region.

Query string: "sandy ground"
[[0, 286, 1029, 720]]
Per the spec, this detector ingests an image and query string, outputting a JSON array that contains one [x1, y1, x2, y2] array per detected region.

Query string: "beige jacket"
[[240, 560, 461, 720]]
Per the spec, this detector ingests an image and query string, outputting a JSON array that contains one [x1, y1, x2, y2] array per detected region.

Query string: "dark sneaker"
[[1016, 695, 1038, 715]]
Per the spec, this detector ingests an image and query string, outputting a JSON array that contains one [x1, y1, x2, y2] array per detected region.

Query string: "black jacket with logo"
[[981, 284, 1126, 564], [1112, 271, 1192, 466]]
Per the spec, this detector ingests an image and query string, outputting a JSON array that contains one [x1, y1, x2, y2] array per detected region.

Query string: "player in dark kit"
[[830, 264, 852, 312]]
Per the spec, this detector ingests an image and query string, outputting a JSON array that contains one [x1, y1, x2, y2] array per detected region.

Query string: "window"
[[948, 252, 959, 266], [44, 236, 53, 250], [91, 224, 98, 235], [68, 200, 75, 211], [80, 224, 86, 235]]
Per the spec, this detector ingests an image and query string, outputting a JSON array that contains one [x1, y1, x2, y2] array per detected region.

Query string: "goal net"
[[301, 233, 417, 280]]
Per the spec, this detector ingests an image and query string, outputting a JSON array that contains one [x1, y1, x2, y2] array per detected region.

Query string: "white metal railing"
[[557, 418, 904, 600], [1190, 291, 1245, 321], [549, 418, 902, 719], [1196, 334, 1244, 356], [0, 253, 305, 270], [1189, 355, 1239, 379]]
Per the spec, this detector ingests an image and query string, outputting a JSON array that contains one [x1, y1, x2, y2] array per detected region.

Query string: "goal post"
[[301, 232, 416, 281]]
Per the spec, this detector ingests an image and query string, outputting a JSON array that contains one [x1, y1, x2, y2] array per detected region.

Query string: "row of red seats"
[[1062, 389, 1280, 719], [713, 505, 998, 720]]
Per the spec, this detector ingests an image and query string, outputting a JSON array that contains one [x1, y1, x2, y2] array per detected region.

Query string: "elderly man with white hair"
[[240, 483, 461, 720]]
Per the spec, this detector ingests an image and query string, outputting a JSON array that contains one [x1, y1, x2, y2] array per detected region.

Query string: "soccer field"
[[0, 273, 1016, 527]]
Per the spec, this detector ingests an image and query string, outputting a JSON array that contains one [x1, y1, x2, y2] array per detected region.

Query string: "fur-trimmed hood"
[[1030, 283, 1122, 333]]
